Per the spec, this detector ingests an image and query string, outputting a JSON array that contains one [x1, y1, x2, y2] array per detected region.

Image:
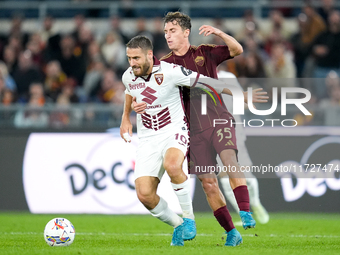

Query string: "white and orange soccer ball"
[[44, 218, 76, 246]]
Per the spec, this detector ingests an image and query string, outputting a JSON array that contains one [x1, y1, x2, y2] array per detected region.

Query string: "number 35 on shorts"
[[217, 128, 232, 143]]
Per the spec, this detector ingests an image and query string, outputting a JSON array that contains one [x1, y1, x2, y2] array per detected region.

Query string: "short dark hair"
[[164, 11, 191, 31], [126, 35, 153, 51]]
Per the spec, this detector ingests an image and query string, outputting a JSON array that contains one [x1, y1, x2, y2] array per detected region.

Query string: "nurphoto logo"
[[198, 78, 312, 128]]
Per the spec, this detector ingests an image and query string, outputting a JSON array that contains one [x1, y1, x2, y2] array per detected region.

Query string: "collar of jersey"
[[171, 45, 194, 59]]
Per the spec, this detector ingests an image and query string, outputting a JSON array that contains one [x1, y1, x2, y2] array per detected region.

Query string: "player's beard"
[[132, 60, 151, 77]]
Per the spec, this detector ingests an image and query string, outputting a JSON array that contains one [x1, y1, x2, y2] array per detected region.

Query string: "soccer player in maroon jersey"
[[160, 12, 255, 246]]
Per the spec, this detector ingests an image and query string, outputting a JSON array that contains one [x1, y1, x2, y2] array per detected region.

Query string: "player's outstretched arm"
[[220, 87, 268, 104], [199, 25, 243, 57], [120, 94, 133, 142], [174, 65, 254, 100]]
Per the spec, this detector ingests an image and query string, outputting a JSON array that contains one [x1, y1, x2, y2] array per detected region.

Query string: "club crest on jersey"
[[154, 73, 164, 85], [195, 56, 205, 66]]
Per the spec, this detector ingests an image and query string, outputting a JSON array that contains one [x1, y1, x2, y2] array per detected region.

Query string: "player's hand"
[[243, 88, 269, 104], [131, 96, 147, 114], [120, 118, 133, 143], [199, 25, 222, 37]]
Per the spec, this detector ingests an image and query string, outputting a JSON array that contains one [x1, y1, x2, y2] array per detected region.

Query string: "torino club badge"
[[155, 73, 164, 85]]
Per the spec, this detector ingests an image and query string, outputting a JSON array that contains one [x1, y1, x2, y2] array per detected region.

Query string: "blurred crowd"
[[0, 0, 339, 128], [213, 1, 340, 102]]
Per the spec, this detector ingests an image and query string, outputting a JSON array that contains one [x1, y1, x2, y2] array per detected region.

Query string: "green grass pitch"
[[0, 212, 339, 255]]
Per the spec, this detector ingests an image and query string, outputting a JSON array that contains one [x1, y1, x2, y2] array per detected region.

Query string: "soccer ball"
[[44, 218, 76, 246]]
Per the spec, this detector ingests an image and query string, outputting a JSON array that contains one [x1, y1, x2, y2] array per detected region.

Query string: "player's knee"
[[136, 189, 154, 205], [201, 178, 219, 195], [163, 161, 181, 178]]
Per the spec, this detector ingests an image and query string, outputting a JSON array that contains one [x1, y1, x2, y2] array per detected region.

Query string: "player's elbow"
[[231, 44, 243, 57], [238, 44, 244, 55]]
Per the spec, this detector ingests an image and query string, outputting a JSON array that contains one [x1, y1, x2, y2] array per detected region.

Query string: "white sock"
[[150, 197, 183, 228], [219, 177, 240, 213], [171, 179, 194, 220], [246, 177, 261, 207]]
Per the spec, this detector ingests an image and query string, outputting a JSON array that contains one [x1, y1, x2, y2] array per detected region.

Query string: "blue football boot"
[[225, 228, 243, 246], [171, 224, 184, 246], [240, 211, 256, 230], [182, 218, 196, 241]]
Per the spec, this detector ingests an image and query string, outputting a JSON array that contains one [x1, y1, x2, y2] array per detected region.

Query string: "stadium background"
[[0, 0, 339, 215]]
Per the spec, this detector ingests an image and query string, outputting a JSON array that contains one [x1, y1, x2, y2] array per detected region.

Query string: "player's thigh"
[[135, 138, 165, 180], [163, 148, 185, 173], [189, 129, 217, 175], [162, 128, 189, 166], [216, 155, 229, 177]]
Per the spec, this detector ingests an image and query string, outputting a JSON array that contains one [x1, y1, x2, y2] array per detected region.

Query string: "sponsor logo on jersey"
[[195, 56, 205, 66], [146, 104, 162, 109], [141, 87, 157, 104], [154, 73, 164, 85], [129, 82, 146, 90]]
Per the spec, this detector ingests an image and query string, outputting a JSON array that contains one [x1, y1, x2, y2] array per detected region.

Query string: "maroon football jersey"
[[160, 44, 233, 132]]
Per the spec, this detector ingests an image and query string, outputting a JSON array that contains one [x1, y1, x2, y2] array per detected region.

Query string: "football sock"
[[150, 197, 183, 228], [171, 179, 195, 220], [219, 177, 239, 213], [233, 185, 250, 212], [213, 205, 235, 232], [246, 177, 261, 207]]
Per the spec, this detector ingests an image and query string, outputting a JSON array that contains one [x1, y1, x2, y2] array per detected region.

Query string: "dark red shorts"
[[189, 121, 238, 175]]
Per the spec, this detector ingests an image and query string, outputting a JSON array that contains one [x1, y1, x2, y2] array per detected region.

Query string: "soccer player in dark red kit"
[[160, 12, 256, 246]]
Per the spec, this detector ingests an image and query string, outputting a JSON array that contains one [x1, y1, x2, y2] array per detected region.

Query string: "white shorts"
[[134, 128, 189, 180]]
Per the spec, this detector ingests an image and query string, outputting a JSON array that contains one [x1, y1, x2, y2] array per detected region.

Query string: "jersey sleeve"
[[202, 45, 232, 66], [121, 70, 132, 96], [171, 64, 224, 93], [171, 64, 200, 87]]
